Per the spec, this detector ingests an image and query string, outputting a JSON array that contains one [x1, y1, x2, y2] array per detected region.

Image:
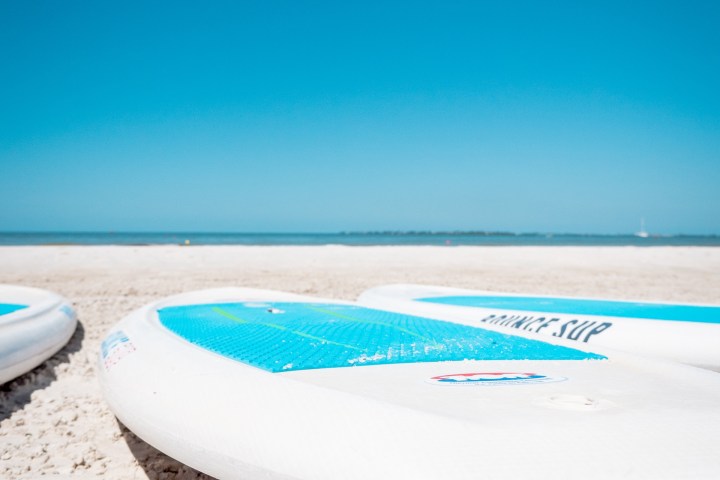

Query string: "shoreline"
[[2, 232, 719, 249], [1, 246, 719, 478], [2, 243, 719, 248]]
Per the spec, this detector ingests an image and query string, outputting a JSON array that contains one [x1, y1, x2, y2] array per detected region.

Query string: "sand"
[[1, 245, 719, 479]]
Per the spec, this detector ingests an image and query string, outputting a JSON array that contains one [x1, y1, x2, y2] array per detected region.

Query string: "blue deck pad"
[[418, 296, 720, 324], [0, 303, 27, 316], [157, 302, 605, 373]]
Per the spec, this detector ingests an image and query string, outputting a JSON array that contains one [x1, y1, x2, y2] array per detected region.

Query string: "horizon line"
[[1, 230, 718, 238]]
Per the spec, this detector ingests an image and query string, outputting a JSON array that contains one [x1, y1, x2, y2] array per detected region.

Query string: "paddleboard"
[[0, 285, 77, 384], [98, 287, 720, 480], [358, 284, 720, 370]]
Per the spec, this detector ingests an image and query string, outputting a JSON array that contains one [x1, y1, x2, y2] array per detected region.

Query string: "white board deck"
[[358, 284, 720, 370], [0, 285, 77, 384], [98, 288, 720, 480]]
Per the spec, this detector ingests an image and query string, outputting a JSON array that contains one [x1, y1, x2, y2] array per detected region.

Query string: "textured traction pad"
[[0, 303, 27, 316], [157, 302, 605, 372], [419, 296, 720, 323]]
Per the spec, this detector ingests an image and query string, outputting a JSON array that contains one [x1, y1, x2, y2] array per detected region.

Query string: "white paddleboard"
[[0, 285, 77, 384], [98, 288, 720, 480], [358, 284, 720, 371]]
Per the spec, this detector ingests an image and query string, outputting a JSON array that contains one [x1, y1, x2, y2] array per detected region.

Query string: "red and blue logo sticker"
[[428, 372, 566, 386], [101, 330, 136, 371]]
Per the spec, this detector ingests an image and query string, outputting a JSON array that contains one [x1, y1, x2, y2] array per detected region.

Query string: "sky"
[[1, 1, 719, 234]]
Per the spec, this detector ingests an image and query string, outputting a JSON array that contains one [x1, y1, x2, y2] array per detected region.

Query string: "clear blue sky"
[[1, 1, 719, 234]]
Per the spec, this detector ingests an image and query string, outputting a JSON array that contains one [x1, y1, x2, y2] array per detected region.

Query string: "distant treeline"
[[338, 231, 719, 237]]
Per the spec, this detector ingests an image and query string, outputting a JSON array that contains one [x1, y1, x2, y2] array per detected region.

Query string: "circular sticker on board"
[[427, 372, 567, 386]]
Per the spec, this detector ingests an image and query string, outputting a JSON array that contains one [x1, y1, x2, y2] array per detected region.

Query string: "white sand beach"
[[1, 245, 719, 479]]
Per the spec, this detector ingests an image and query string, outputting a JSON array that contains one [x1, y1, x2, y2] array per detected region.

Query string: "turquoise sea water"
[[0, 232, 718, 246]]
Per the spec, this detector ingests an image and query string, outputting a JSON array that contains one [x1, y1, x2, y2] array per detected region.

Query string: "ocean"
[[0, 232, 718, 246]]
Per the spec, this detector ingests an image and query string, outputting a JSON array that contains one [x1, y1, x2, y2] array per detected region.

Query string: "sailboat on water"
[[635, 218, 649, 238]]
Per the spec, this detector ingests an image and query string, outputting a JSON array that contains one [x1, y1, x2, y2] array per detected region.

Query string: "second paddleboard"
[[358, 284, 720, 370]]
